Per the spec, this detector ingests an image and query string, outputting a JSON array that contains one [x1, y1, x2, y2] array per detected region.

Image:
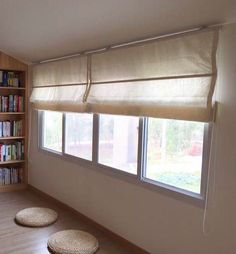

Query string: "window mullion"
[[137, 117, 148, 180], [62, 112, 66, 155], [200, 123, 212, 198], [38, 110, 44, 149], [92, 113, 99, 164]]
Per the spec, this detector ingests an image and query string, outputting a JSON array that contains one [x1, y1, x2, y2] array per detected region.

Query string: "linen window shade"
[[30, 28, 218, 121], [87, 29, 219, 121], [30, 56, 88, 112]]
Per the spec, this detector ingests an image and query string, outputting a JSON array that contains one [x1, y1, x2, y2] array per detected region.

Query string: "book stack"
[[0, 120, 23, 137], [0, 71, 20, 87], [0, 141, 24, 161], [0, 95, 24, 112], [0, 167, 23, 185]]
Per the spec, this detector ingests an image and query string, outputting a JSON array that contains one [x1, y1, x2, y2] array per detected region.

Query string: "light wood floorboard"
[[0, 190, 133, 254]]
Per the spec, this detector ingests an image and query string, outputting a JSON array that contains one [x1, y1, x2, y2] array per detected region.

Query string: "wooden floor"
[[0, 189, 133, 254]]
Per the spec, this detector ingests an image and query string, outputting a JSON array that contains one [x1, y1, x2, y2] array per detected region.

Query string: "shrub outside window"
[[42, 111, 63, 153], [144, 118, 205, 194], [65, 113, 93, 161], [98, 114, 139, 175]]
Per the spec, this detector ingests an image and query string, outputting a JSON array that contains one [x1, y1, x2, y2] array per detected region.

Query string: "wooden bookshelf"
[[0, 51, 28, 192]]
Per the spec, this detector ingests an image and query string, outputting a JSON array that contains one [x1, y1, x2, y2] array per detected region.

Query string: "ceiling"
[[0, 0, 235, 63]]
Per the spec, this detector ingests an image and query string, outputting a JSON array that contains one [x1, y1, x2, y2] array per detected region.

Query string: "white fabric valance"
[[30, 56, 88, 112], [30, 85, 87, 112], [90, 30, 215, 83], [30, 28, 219, 121], [87, 77, 213, 121], [33, 56, 87, 86], [87, 28, 218, 121]]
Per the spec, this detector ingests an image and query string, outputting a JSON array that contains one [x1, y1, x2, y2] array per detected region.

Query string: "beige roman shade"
[[30, 56, 88, 112], [87, 28, 219, 121], [30, 28, 219, 121]]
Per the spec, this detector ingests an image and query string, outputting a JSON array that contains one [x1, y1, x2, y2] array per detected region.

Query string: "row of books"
[[0, 95, 24, 112], [0, 167, 23, 185], [0, 141, 24, 161], [0, 120, 23, 137], [0, 71, 21, 87]]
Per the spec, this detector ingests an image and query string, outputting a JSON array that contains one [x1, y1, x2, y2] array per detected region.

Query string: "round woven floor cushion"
[[48, 230, 99, 254], [15, 207, 58, 227]]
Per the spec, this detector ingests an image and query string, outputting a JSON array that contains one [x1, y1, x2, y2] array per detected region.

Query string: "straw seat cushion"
[[15, 207, 58, 227], [48, 230, 99, 254]]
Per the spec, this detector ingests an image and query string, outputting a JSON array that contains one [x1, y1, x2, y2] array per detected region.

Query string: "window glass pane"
[[145, 118, 204, 194], [99, 114, 139, 174], [65, 113, 93, 161], [43, 111, 62, 152]]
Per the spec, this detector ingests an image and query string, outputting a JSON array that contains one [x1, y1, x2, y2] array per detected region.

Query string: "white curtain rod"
[[37, 24, 220, 64]]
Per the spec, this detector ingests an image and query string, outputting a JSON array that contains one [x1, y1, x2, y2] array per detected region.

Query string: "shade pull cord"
[[83, 55, 91, 103]]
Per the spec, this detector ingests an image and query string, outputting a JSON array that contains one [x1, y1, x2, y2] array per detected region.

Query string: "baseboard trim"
[[28, 184, 150, 254]]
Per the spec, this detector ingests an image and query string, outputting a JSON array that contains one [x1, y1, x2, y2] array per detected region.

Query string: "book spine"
[[13, 95, 17, 112], [9, 95, 13, 112], [21, 142, 24, 160], [6, 121, 10, 137], [0, 71, 3, 86], [5, 97, 8, 112], [2, 97, 4, 112], [0, 168, 2, 185], [2, 72, 7, 86], [0, 145, 3, 162], [0, 122, 2, 138]]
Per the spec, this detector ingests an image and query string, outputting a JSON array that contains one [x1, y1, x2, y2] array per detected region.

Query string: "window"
[[98, 114, 139, 174], [39, 111, 209, 200], [42, 111, 63, 153], [144, 118, 205, 194], [65, 113, 93, 161]]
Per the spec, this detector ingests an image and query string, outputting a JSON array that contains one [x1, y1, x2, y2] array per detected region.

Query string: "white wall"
[[29, 23, 236, 254]]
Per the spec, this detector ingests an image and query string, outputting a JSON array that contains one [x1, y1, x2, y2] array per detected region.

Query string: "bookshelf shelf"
[[0, 136, 25, 140], [0, 112, 25, 115], [0, 87, 25, 90], [0, 54, 28, 192], [0, 183, 27, 192], [0, 160, 25, 165]]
